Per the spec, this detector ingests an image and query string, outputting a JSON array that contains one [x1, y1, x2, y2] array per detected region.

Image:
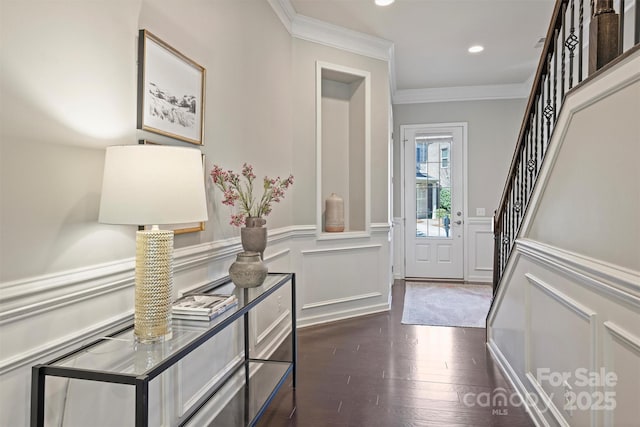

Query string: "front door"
[[403, 123, 465, 279]]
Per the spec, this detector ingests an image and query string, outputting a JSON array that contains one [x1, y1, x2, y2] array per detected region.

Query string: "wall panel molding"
[[0, 313, 132, 375], [298, 302, 389, 328], [466, 217, 493, 282], [525, 273, 597, 321], [301, 292, 382, 310], [518, 239, 640, 309], [604, 321, 640, 353], [301, 244, 382, 256]]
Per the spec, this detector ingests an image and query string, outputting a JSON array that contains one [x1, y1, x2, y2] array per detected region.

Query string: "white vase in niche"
[[325, 193, 345, 232]]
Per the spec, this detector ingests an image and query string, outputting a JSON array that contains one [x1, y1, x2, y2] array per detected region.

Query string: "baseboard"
[[487, 339, 547, 427]]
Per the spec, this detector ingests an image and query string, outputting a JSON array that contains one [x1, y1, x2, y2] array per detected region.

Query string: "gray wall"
[[393, 98, 527, 218], [292, 38, 391, 226], [0, 0, 293, 282]]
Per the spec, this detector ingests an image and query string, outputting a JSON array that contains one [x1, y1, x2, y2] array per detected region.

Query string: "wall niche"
[[316, 62, 371, 238]]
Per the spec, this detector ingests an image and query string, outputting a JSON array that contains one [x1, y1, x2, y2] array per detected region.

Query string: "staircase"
[[486, 1, 639, 426]]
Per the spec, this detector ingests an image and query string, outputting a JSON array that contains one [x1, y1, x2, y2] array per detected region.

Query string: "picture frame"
[[138, 140, 206, 234], [137, 29, 205, 145]]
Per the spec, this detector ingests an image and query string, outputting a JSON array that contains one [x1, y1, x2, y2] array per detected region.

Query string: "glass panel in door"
[[415, 136, 452, 239]]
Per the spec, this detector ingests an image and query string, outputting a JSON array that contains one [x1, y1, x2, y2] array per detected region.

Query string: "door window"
[[414, 136, 452, 239]]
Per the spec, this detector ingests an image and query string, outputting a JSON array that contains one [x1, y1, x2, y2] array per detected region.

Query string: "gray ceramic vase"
[[229, 251, 268, 288], [241, 217, 267, 260]]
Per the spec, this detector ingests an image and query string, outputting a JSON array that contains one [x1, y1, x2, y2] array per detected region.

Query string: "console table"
[[31, 273, 296, 426]]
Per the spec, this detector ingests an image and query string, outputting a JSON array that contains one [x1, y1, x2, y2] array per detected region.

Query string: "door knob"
[[455, 220, 462, 225]]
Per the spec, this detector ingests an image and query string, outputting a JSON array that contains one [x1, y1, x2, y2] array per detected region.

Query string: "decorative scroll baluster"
[[532, 108, 538, 179], [528, 119, 536, 194], [524, 131, 529, 197], [502, 218, 508, 273], [539, 87, 544, 160], [520, 145, 525, 220], [544, 55, 553, 156], [566, 0, 578, 89], [508, 192, 513, 246]]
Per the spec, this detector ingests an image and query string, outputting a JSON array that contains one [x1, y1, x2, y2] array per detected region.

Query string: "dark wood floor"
[[256, 280, 535, 427]]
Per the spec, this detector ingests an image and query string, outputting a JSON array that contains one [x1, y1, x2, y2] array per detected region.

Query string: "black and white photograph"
[[137, 29, 205, 145]]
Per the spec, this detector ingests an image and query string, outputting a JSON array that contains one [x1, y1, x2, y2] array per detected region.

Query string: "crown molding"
[[267, 0, 296, 34], [393, 83, 530, 105], [268, 0, 393, 63], [292, 15, 393, 62]]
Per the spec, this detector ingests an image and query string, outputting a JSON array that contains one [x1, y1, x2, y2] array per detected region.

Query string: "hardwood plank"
[[257, 281, 534, 427]]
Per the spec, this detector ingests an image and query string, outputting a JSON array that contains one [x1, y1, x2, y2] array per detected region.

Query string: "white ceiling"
[[289, 0, 555, 100]]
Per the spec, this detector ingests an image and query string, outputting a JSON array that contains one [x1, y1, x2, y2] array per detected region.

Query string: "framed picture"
[[137, 29, 205, 145], [139, 140, 206, 234]]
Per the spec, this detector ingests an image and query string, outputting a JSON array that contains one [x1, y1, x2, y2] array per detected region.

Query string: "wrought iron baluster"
[[515, 161, 522, 225], [636, 0, 640, 45], [544, 53, 554, 156], [508, 192, 513, 246], [579, 0, 584, 82], [620, 0, 625, 55], [502, 219, 508, 273], [528, 116, 536, 195], [538, 86, 544, 162], [511, 185, 516, 243], [520, 145, 525, 221], [553, 29, 558, 120], [532, 108, 538, 180], [566, 0, 578, 89], [561, 1, 567, 98], [523, 134, 528, 202], [527, 126, 533, 195]]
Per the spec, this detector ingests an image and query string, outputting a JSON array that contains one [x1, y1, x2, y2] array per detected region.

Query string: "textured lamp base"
[[134, 229, 174, 343]]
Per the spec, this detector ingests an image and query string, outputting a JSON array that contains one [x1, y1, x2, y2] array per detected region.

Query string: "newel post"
[[589, 0, 619, 73]]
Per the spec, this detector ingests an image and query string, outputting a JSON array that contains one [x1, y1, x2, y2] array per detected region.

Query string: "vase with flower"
[[210, 163, 294, 264]]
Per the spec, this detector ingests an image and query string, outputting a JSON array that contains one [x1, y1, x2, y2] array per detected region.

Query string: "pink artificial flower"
[[211, 163, 294, 227]]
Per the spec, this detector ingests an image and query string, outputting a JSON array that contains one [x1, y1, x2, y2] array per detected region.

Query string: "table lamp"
[[99, 145, 208, 342]]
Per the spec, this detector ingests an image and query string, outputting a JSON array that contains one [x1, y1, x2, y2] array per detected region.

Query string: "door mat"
[[401, 282, 493, 328]]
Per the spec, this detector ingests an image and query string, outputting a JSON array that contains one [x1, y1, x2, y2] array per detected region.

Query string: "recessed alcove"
[[316, 62, 371, 238]]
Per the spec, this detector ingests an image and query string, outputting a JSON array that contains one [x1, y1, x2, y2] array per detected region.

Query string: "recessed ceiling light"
[[468, 45, 484, 53], [375, 0, 395, 6]]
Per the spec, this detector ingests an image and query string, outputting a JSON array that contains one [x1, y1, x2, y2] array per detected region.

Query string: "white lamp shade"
[[99, 145, 208, 226]]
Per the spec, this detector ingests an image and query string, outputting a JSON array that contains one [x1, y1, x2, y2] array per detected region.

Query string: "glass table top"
[[49, 273, 291, 376]]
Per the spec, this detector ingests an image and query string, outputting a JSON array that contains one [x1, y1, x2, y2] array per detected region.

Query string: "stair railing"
[[492, 0, 639, 293]]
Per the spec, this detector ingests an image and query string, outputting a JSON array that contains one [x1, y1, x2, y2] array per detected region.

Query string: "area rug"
[[401, 282, 493, 328]]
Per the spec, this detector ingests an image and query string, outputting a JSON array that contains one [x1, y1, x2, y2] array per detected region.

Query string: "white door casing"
[[403, 123, 466, 279]]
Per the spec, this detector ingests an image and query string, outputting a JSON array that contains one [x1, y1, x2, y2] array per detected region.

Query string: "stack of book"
[[172, 293, 238, 322]]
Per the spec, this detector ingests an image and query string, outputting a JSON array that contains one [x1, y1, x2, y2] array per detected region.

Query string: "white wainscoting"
[[0, 223, 391, 426], [392, 217, 404, 279], [465, 217, 493, 283], [488, 239, 640, 427]]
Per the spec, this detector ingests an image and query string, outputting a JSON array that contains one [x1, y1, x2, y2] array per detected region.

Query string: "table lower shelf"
[[182, 360, 292, 427]]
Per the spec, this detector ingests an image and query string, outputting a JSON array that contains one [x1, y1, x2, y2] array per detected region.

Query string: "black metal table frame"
[[31, 273, 296, 427]]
